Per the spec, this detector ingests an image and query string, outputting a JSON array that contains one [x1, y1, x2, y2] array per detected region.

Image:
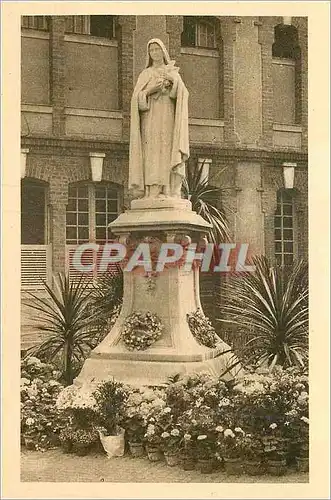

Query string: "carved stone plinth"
[[75, 201, 239, 387]]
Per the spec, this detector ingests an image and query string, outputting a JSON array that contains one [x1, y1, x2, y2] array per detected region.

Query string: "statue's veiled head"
[[145, 38, 171, 67]]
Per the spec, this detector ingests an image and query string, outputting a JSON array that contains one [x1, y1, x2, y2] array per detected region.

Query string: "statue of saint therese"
[[129, 38, 189, 199]]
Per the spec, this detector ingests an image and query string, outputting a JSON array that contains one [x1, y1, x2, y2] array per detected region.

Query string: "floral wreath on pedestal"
[[121, 312, 164, 351]]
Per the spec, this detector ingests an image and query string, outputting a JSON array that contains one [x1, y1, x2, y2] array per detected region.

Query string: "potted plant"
[[71, 428, 99, 456], [92, 380, 128, 458], [144, 422, 163, 462], [217, 427, 245, 475], [263, 423, 287, 476], [160, 427, 182, 467], [296, 416, 309, 472], [241, 433, 266, 476], [195, 433, 217, 474]]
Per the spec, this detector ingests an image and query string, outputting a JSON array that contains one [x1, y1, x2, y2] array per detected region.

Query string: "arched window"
[[274, 189, 295, 266], [66, 182, 121, 245], [65, 15, 117, 39], [181, 17, 217, 49], [21, 16, 49, 31]]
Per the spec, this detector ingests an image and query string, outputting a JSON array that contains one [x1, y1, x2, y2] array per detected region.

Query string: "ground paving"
[[21, 449, 308, 483]]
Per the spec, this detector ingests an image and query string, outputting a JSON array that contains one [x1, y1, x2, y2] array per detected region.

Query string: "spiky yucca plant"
[[219, 256, 309, 371], [182, 160, 230, 244], [25, 273, 101, 385]]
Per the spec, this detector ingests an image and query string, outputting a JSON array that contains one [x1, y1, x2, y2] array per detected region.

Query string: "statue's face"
[[148, 43, 164, 64]]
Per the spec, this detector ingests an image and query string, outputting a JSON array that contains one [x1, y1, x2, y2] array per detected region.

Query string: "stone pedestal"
[[75, 198, 238, 387]]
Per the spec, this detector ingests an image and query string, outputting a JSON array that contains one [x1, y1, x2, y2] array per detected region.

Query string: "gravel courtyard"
[[21, 449, 309, 483]]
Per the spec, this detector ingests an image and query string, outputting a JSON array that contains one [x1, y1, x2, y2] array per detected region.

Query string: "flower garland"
[[121, 312, 163, 351], [186, 309, 218, 348]]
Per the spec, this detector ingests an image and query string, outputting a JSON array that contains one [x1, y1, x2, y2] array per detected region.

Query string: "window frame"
[[65, 182, 121, 245], [274, 189, 297, 267], [21, 178, 50, 245], [21, 16, 49, 31], [64, 15, 117, 39], [182, 16, 217, 50]]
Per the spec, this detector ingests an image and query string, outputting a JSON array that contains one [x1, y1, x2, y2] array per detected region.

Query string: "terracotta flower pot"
[[296, 456, 309, 473], [164, 452, 180, 467], [223, 457, 243, 475], [244, 460, 266, 476], [129, 441, 145, 458], [182, 455, 196, 470], [267, 458, 287, 476], [146, 445, 163, 462], [24, 437, 36, 450], [198, 458, 214, 474]]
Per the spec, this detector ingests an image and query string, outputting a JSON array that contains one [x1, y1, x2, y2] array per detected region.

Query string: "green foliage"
[[219, 256, 309, 372], [182, 159, 230, 244], [92, 379, 128, 435], [25, 273, 102, 385], [90, 267, 123, 335]]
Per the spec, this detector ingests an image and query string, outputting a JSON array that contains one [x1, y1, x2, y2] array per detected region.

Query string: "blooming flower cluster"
[[121, 311, 163, 351], [21, 356, 65, 451]]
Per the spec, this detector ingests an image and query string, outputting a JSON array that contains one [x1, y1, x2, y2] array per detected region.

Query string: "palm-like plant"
[[182, 160, 230, 244], [218, 256, 309, 371], [90, 267, 123, 334], [25, 273, 102, 385]]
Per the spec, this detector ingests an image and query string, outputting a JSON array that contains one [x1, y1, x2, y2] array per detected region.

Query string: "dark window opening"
[[21, 179, 47, 244], [90, 16, 116, 39], [272, 24, 301, 59]]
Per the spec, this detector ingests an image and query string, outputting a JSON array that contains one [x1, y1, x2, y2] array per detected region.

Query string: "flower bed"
[[21, 358, 309, 475]]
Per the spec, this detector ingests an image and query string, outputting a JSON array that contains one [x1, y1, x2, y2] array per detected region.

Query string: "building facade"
[[20, 15, 308, 348]]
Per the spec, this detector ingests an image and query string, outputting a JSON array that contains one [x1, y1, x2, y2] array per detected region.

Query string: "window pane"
[[275, 242, 282, 253], [78, 186, 89, 198], [66, 213, 76, 226], [78, 227, 89, 240], [96, 199, 106, 212], [21, 181, 46, 244], [281, 190, 293, 202], [283, 241, 293, 253], [283, 216, 293, 228], [284, 254, 294, 266], [283, 204, 293, 215], [274, 216, 282, 228], [67, 199, 76, 212], [107, 213, 117, 224], [275, 254, 282, 265], [275, 229, 282, 240], [107, 187, 118, 199], [96, 227, 106, 241], [107, 200, 118, 213], [78, 199, 88, 211], [68, 186, 78, 198], [95, 186, 106, 199], [283, 229, 293, 240], [181, 17, 196, 47], [96, 213, 106, 226], [78, 212, 89, 225], [66, 227, 77, 240]]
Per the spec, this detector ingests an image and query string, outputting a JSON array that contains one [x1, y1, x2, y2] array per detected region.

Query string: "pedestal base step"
[[74, 349, 240, 387]]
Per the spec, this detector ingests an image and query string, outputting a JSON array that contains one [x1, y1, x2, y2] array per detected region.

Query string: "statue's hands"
[[146, 80, 163, 96]]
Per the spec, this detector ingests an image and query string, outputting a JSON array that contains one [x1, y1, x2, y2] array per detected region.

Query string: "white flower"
[[284, 421, 290, 426], [184, 433, 191, 441], [215, 425, 224, 433], [163, 407, 171, 414], [26, 418, 35, 426], [20, 377, 30, 386], [170, 428, 180, 437], [234, 427, 244, 434], [218, 397, 230, 407], [269, 423, 278, 430], [197, 435, 207, 440], [224, 429, 235, 438], [300, 416, 309, 425], [26, 356, 41, 366], [161, 432, 170, 438]]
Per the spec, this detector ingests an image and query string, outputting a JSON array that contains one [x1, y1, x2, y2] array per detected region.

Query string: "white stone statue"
[[129, 38, 189, 199]]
